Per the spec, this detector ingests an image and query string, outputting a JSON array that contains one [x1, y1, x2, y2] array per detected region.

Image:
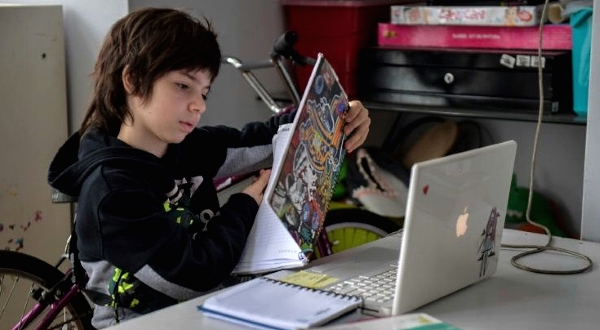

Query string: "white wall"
[[60, 0, 128, 133], [581, 0, 600, 241]]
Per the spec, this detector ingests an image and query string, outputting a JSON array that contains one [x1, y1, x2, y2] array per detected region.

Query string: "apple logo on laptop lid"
[[456, 206, 469, 237]]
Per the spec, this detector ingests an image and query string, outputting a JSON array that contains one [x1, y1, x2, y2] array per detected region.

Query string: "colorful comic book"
[[233, 54, 348, 274]]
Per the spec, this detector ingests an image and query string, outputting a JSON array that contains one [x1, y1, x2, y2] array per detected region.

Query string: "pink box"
[[391, 5, 544, 26], [378, 23, 572, 50]]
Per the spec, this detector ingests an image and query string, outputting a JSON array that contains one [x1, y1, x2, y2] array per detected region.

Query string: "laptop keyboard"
[[326, 268, 398, 304]]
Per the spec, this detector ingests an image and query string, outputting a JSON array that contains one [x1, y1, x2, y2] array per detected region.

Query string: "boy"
[[48, 7, 371, 328]]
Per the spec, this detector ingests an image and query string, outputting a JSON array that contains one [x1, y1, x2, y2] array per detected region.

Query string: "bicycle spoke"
[[0, 274, 20, 319], [1, 248, 98, 330], [0, 274, 4, 318], [47, 314, 81, 330], [16, 282, 35, 330]]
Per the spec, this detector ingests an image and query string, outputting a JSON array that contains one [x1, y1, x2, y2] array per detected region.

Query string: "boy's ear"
[[122, 65, 134, 94]]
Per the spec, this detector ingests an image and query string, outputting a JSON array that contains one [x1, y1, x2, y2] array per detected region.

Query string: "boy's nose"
[[191, 95, 207, 114]]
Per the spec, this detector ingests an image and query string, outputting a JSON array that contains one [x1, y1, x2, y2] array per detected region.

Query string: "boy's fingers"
[[256, 169, 271, 186]]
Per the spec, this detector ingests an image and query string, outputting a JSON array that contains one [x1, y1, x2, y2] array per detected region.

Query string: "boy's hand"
[[343, 100, 371, 153], [241, 169, 271, 205]]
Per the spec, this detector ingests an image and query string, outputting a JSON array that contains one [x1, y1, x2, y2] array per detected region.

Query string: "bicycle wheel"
[[323, 208, 402, 254], [0, 250, 93, 330]]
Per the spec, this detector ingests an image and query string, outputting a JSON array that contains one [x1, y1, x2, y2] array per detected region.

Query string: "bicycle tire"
[[323, 208, 401, 254], [0, 250, 93, 330]]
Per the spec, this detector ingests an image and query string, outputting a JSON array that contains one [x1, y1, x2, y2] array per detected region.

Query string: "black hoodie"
[[48, 112, 295, 328]]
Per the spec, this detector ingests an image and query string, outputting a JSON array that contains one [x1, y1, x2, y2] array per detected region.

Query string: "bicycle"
[[0, 231, 93, 330], [220, 30, 401, 255], [0, 30, 400, 330]]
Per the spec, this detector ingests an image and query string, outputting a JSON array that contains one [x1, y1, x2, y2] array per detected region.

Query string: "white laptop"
[[301, 140, 517, 316]]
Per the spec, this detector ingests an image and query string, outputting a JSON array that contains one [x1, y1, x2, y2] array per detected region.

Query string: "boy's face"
[[123, 69, 212, 155]]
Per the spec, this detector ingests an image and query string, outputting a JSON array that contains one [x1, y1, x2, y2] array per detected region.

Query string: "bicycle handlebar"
[[216, 31, 316, 195], [222, 30, 315, 112], [271, 31, 316, 66]]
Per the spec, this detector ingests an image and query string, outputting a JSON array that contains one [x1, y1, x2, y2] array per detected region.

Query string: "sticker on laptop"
[[478, 207, 500, 277]]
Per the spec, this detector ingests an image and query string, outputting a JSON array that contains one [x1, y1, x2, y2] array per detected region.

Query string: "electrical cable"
[[500, 0, 593, 275]]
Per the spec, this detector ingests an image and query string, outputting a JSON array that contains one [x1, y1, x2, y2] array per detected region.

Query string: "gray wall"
[[474, 119, 585, 237], [0, 4, 71, 266], [0, 0, 286, 132], [0, 0, 128, 133]]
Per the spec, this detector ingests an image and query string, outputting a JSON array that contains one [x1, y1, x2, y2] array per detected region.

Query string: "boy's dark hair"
[[80, 7, 221, 136]]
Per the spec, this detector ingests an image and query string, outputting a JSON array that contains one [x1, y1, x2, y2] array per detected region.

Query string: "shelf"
[[364, 101, 587, 126]]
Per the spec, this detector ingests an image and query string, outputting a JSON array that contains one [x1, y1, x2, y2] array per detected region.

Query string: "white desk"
[[107, 229, 600, 330]]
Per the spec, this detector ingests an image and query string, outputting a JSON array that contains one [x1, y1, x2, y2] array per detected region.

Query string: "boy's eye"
[[176, 83, 189, 90], [202, 94, 208, 101]]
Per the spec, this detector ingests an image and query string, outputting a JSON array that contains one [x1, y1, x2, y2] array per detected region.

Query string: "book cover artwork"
[[269, 55, 348, 257]]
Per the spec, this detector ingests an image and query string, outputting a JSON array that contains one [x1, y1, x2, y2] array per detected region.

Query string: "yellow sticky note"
[[280, 270, 339, 289]]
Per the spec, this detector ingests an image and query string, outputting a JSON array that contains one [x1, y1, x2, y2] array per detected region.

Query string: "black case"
[[357, 47, 573, 113]]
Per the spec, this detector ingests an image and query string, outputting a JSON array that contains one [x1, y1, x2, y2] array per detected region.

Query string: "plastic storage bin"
[[570, 7, 592, 117], [281, 0, 407, 97]]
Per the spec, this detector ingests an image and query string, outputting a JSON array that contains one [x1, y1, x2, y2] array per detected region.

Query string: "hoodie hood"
[[48, 130, 175, 198]]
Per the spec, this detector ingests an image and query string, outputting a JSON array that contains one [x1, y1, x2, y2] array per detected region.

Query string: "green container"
[[506, 175, 565, 237]]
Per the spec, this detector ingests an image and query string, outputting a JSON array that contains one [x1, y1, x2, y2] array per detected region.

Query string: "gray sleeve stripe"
[[216, 145, 273, 178], [135, 265, 203, 301], [80, 260, 115, 295]]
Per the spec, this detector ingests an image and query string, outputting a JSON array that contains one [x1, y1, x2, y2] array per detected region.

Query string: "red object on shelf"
[[378, 23, 572, 50], [281, 0, 412, 98]]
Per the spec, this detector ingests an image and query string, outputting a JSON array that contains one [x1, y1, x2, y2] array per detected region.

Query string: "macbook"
[[306, 140, 517, 316]]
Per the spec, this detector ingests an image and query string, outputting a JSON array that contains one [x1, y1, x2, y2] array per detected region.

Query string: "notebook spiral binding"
[[262, 277, 362, 303]]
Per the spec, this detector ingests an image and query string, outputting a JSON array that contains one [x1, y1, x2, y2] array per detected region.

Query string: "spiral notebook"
[[199, 277, 361, 329], [233, 54, 349, 274]]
